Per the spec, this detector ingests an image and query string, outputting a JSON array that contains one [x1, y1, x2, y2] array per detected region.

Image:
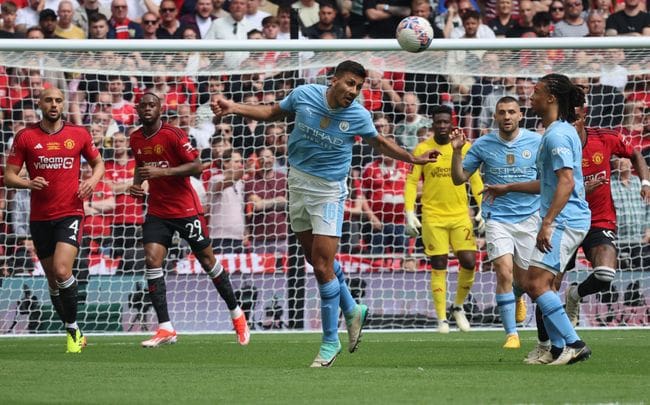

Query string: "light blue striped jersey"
[[537, 120, 591, 230], [279, 84, 377, 181], [463, 129, 541, 223]]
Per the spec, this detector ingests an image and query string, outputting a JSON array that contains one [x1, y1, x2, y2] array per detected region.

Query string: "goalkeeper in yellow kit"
[[404, 105, 484, 334]]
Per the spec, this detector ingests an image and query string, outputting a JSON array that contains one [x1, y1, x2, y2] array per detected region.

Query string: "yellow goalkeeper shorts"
[[421, 215, 476, 256]]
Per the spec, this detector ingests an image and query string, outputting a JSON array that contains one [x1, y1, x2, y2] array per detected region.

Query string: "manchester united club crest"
[[506, 153, 515, 165], [154, 144, 164, 155], [320, 117, 330, 129], [592, 152, 604, 165], [64, 139, 75, 150]]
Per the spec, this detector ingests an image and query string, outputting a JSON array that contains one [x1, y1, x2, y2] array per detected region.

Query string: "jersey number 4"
[[69, 219, 80, 241]]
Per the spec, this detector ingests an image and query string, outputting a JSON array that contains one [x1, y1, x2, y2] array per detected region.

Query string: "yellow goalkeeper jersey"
[[404, 137, 483, 221]]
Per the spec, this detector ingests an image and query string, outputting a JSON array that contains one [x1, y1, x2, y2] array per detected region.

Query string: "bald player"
[[5, 87, 105, 354]]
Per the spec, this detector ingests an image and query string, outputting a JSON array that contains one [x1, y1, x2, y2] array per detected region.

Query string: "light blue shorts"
[[485, 214, 540, 269], [528, 221, 588, 274], [288, 168, 348, 237]]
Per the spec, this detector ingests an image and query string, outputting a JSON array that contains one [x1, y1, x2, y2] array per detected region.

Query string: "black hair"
[[319, 0, 337, 10], [496, 95, 519, 106], [532, 12, 551, 27], [431, 104, 453, 117], [461, 9, 480, 22], [139, 92, 162, 108], [89, 12, 108, 24], [540, 73, 585, 123], [334, 60, 367, 80]]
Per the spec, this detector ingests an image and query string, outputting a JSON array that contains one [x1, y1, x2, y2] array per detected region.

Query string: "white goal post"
[[0, 38, 648, 334]]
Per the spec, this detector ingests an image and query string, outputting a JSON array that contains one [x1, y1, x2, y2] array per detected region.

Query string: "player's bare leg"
[[195, 245, 249, 345], [141, 243, 177, 348]]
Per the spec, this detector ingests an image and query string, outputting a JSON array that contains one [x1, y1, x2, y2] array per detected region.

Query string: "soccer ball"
[[396, 16, 434, 53]]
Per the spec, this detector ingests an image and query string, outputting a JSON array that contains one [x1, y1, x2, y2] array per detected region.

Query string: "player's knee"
[[495, 268, 513, 285], [51, 262, 72, 281], [459, 257, 476, 270], [429, 256, 447, 269], [521, 278, 545, 300], [594, 266, 616, 285], [196, 253, 215, 271]]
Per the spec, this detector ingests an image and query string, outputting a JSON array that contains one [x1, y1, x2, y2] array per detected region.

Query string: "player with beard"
[[211, 60, 439, 367], [4, 87, 105, 353]]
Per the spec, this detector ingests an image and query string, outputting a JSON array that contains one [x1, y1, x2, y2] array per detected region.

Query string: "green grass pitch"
[[1, 330, 648, 404]]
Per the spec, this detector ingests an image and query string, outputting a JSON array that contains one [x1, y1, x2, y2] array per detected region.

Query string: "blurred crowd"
[[0, 0, 649, 276]]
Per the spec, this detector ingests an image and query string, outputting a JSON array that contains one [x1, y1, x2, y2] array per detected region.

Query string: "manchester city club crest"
[[339, 121, 349, 132], [522, 149, 531, 159], [506, 153, 515, 165], [320, 117, 330, 129]]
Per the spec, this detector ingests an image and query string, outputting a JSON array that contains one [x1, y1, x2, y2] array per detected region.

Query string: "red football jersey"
[[361, 160, 409, 224], [7, 122, 100, 221], [582, 127, 634, 230], [105, 158, 144, 225], [83, 180, 114, 238], [130, 123, 203, 218], [111, 101, 137, 125]]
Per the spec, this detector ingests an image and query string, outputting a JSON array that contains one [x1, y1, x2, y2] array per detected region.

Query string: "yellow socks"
[[430, 269, 448, 321], [454, 267, 476, 307]]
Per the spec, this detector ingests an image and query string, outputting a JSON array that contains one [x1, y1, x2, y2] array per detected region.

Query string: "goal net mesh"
[[1, 46, 648, 334]]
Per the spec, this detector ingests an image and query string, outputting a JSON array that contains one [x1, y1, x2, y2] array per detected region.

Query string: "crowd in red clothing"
[[1, 0, 649, 273]]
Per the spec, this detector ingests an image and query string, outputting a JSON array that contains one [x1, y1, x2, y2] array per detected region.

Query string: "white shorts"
[[485, 214, 540, 269], [528, 222, 588, 274], [288, 168, 348, 237]]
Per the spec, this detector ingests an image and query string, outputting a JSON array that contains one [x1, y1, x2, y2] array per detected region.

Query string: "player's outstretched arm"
[[481, 180, 541, 203], [211, 96, 290, 122], [3, 164, 49, 190], [365, 135, 440, 165]]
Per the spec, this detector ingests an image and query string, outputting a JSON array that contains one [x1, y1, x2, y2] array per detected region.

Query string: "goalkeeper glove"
[[474, 209, 486, 234], [405, 211, 422, 237]]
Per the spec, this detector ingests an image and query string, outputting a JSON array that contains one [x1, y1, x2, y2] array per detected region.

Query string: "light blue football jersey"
[[463, 129, 541, 223], [279, 84, 377, 182], [536, 120, 591, 230]]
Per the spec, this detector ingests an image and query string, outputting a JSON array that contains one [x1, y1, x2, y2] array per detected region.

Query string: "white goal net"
[[0, 39, 648, 334]]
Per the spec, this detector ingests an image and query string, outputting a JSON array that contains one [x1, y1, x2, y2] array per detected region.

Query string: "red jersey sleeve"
[[173, 127, 199, 163], [80, 129, 101, 162], [608, 132, 634, 159], [6, 130, 27, 168]]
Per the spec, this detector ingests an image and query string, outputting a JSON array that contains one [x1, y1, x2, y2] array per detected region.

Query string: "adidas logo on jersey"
[[34, 143, 43, 149]]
